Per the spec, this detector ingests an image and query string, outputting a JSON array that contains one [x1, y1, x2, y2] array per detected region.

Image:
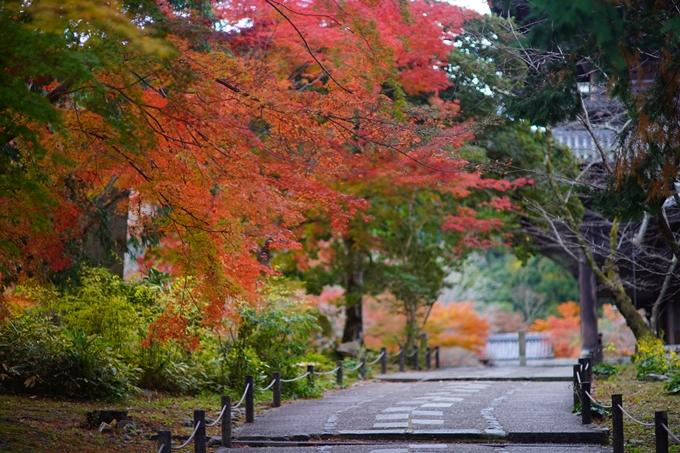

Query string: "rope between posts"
[[345, 361, 364, 372], [366, 351, 385, 365], [584, 391, 612, 409], [407, 349, 418, 358], [158, 443, 165, 453], [206, 405, 227, 427], [281, 371, 311, 383], [576, 371, 582, 384], [617, 404, 655, 427], [171, 421, 201, 450], [233, 383, 250, 408], [387, 350, 401, 358], [314, 366, 340, 375], [256, 379, 277, 392], [662, 424, 680, 443]]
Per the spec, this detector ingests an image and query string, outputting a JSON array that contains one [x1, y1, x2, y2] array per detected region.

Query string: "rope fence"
[[366, 350, 385, 365], [281, 371, 311, 383], [171, 421, 201, 450], [232, 383, 249, 408], [206, 405, 226, 427], [255, 379, 276, 392], [150, 344, 442, 453], [616, 404, 654, 427], [662, 424, 680, 443], [314, 366, 340, 375], [572, 358, 680, 453], [344, 361, 363, 372]]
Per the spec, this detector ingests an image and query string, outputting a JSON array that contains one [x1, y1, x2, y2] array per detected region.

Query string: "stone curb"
[[234, 427, 608, 444], [376, 376, 572, 383]]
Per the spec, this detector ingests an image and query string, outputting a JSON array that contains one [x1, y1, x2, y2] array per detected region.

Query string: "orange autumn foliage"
[[530, 301, 581, 358], [425, 302, 489, 353], [1, 0, 528, 343], [364, 298, 488, 353]]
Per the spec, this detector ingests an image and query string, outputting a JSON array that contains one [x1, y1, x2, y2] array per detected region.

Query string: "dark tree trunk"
[[579, 262, 599, 354], [341, 237, 365, 344]]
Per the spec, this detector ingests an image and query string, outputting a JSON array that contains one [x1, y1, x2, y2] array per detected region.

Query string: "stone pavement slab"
[[233, 379, 606, 444]]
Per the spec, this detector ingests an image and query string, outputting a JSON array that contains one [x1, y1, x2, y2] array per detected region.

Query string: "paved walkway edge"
[[235, 428, 608, 444], [377, 376, 572, 382]]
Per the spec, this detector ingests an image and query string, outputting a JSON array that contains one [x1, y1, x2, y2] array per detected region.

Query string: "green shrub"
[[664, 373, 680, 394], [592, 362, 618, 377], [0, 315, 138, 401], [221, 281, 318, 397], [46, 267, 158, 352]]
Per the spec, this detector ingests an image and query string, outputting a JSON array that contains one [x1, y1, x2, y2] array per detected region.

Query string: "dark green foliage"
[[507, 65, 580, 127], [473, 252, 579, 323], [592, 362, 618, 377], [0, 316, 138, 401], [663, 373, 680, 394]]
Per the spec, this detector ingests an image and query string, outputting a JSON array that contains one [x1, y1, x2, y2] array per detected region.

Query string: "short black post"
[[380, 347, 387, 375], [655, 411, 669, 453], [399, 346, 405, 372], [359, 357, 366, 379], [426, 347, 431, 370], [307, 365, 315, 387], [573, 364, 581, 407], [612, 394, 623, 453], [434, 346, 440, 369], [413, 346, 419, 371], [158, 430, 171, 453], [194, 410, 206, 453], [581, 381, 592, 425], [336, 360, 343, 387], [221, 396, 231, 448], [245, 375, 254, 423], [578, 358, 592, 382], [273, 372, 281, 408]]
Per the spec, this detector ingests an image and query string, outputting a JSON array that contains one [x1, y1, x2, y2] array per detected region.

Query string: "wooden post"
[[581, 381, 592, 425], [573, 364, 581, 407], [272, 372, 281, 408], [434, 346, 440, 369], [194, 410, 206, 453], [221, 396, 231, 448], [245, 375, 254, 423], [413, 346, 419, 371], [157, 430, 171, 453], [612, 394, 623, 453], [336, 360, 343, 387], [380, 347, 387, 375], [359, 357, 366, 379], [426, 347, 431, 370], [655, 411, 668, 453], [307, 365, 315, 387], [399, 346, 405, 372]]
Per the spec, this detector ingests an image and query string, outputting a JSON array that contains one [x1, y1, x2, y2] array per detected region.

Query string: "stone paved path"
[[233, 378, 606, 444]]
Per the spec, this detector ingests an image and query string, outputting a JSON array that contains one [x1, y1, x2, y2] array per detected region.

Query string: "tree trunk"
[[579, 262, 599, 354], [341, 237, 365, 344], [404, 299, 418, 354]]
